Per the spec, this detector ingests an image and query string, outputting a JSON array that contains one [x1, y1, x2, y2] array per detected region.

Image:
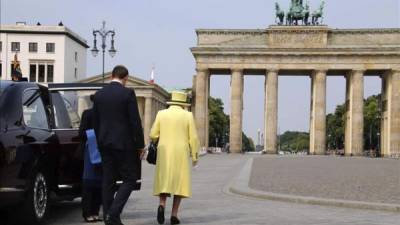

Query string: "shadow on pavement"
[[1, 200, 82, 225]]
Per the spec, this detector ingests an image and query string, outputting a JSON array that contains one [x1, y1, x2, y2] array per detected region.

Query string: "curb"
[[228, 158, 400, 212]]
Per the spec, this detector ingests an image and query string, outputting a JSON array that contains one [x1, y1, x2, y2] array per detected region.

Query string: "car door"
[[48, 84, 104, 193]]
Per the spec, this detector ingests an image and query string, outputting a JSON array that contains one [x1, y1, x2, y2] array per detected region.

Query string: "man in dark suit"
[[93, 65, 145, 225]]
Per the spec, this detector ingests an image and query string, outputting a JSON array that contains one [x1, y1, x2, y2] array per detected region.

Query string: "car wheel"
[[21, 171, 49, 224]]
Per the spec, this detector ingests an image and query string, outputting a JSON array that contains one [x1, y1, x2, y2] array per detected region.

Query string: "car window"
[[22, 89, 49, 129], [51, 90, 96, 129]]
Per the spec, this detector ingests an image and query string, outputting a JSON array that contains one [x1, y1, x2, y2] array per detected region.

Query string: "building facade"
[[0, 22, 88, 83], [79, 73, 170, 145]]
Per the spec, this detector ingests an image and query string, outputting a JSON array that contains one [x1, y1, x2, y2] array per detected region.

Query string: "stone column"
[[264, 69, 278, 154], [144, 97, 153, 145], [309, 70, 327, 155], [205, 75, 210, 148], [230, 68, 244, 153], [195, 68, 209, 148], [345, 70, 365, 156], [381, 70, 400, 157]]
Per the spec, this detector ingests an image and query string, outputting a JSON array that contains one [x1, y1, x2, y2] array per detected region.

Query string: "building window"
[[74, 52, 78, 62], [47, 65, 54, 83], [46, 43, 55, 53], [0, 41, 2, 52], [0, 63, 2, 78], [29, 64, 36, 82], [11, 42, 20, 52], [29, 42, 38, 52], [38, 65, 45, 82], [74, 68, 77, 79], [29, 63, 54, 83]]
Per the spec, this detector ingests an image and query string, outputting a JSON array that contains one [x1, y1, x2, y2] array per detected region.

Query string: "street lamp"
[[91, 21, 116, 83]]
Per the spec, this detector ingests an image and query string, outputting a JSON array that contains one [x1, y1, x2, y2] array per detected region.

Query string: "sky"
[[1, 0, 399, 143]]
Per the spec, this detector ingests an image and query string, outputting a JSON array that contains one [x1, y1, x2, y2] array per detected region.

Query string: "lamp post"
[[91, 21, 116, 83]]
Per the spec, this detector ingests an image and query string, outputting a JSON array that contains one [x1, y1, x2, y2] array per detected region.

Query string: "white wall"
[[0, 30, 87, 83], [64, 36, 87, 82]]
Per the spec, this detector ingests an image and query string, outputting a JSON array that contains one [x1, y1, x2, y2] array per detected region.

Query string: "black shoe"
[[157, 205, 165, 224], [171, 216, 180, 225], [105, 215, 124, 225]]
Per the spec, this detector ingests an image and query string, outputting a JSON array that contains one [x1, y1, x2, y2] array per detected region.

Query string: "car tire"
[[20, 170, 50, 224]]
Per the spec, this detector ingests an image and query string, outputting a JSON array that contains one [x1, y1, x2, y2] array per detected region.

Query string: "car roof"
[[47, 83, 107, 91], [0, 80, 40, 91]]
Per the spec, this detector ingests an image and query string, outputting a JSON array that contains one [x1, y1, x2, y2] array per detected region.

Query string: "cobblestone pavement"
[[3, 154, 400, 225], [250, 156, 400, 205]]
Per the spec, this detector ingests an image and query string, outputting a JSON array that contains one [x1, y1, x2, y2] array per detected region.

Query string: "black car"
[[0, 81, 105, 224]]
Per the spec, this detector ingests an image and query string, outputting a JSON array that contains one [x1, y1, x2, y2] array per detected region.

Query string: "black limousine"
[[0, 81, 105, 224]]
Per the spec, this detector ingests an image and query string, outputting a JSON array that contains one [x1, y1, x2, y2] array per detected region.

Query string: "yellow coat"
[[150, 105, 200, 198]]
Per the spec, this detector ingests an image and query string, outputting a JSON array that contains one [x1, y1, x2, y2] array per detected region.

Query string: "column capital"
[[231, 68, 244, 73], [351, 69, 366, 74], [313, 69, 328, 74], [391, 69, 400, 74], [196, 67, 209, 73], [266, 69, 279, 74]]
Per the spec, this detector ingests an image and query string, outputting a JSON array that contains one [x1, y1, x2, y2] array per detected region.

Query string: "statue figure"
[[286, 0, 304, 25], [312, 0, 325, 25], [275, 2, 285, 25], [302, 1, 310, 25]]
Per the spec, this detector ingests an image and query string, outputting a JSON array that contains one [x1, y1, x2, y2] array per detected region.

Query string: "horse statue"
[[275, 2, 285, 25], [312, 0, 325, 25], [286, 0, 305, 25], [302, 1, 310, 25]]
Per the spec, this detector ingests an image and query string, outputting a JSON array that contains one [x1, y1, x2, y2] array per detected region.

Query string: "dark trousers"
[[82, 184, 102, 217], [100, 148, 138, 218]]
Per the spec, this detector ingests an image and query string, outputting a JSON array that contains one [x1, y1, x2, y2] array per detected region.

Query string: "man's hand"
[[138, 149, 145, 160]]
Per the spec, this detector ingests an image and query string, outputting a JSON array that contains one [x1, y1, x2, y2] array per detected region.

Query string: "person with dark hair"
[[93, 65, 145, 225], [80, 95, 103, 223], [11, 70, 27, 82]]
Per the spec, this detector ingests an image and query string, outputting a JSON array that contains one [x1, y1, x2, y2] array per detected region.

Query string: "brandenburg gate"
[[191, 25, 400, 157]]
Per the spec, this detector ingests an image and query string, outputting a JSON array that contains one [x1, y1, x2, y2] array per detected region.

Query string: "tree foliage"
[[279, 95, 381, 152], [279, 131, 309, 152], [208, 97, 230, 147], [208, 96, 254, 151], [326, 94, 381, 151]]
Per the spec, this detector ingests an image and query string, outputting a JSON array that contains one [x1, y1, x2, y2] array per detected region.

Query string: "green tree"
[[242, 132, 255, 152], [326, 104, 345, 150], [279, 131, 309, 152], [208, 97, 229, 147], [208, 96, 254, 151], [326, 94, 381, 152], [364, 95, 381, 150]]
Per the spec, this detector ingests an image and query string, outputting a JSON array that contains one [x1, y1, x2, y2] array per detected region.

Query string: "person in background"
[[150, 91, 200, 225], [11, 70, 28, 82], [79, 95, 102, 223]]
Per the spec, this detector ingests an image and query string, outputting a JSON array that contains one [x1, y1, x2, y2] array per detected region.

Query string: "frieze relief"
[[196, 54, 400, 66], [268, 30, 327, 48]]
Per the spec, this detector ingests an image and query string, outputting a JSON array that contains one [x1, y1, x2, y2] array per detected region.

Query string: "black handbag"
[[146, 141, 158, 165]]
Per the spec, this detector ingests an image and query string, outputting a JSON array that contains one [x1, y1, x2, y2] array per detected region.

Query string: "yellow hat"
[[167, 91, 190, 106]]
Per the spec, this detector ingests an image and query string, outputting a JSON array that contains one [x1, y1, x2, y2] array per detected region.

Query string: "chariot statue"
[[274, 0, 325, 26]]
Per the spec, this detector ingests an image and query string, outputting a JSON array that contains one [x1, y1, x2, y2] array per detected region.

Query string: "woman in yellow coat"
[[149, 91, 199, 225]]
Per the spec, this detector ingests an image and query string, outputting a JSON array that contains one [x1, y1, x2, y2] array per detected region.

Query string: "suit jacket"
[[93, 81, 145, 151]]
